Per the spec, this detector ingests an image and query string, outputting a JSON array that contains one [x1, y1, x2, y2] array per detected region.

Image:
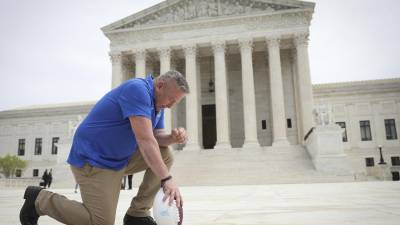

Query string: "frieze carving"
[[109, 12, 310, 47], [116, 0, 298, 30]]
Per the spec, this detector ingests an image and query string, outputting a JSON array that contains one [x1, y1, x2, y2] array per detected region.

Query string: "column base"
[[183, 143, 201, 151], [272, 138, 290, 147], [242, 140, 260, 149], [214, 142, 232, 150]]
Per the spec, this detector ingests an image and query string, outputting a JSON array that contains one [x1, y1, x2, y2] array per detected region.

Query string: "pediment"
[[102, 0, 314, 32]]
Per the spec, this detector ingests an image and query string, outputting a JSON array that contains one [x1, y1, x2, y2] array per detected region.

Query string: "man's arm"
[[129, 116, 169, 179], [154, 129, 174, 147], [154, 128, 188, 147], [129, 116, 183, 207]]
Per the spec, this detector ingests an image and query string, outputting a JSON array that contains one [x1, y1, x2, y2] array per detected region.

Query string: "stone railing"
[[0, 178, 41, 188]]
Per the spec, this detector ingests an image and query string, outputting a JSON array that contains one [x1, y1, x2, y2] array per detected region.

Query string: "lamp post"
[[378, 145, 387, 165]]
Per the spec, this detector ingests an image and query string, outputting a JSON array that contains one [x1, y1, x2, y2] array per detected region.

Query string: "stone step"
[[47, 145, 357, 188], [132, 145, 356, 186]]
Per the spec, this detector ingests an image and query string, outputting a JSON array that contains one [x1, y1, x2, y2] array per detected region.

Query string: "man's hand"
[[171, 127, 187, 144], [162, 178, 183, 208]]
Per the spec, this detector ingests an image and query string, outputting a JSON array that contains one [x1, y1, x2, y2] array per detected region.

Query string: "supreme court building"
[[1, 0, 400, 186], [102, 0, 315, 150]]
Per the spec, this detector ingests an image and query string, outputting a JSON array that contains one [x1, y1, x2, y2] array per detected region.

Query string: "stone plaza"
[[1, 182, 400, 225], [1, 0, 400, 224]]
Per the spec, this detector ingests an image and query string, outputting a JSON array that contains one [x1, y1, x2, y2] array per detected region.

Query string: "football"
[[152, 188, 183, 225]]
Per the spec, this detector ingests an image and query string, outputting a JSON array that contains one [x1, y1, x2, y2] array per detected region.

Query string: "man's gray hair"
[[158, 70, 190, 94]]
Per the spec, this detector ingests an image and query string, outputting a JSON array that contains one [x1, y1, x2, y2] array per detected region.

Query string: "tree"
[[0, 154, 27, 178]]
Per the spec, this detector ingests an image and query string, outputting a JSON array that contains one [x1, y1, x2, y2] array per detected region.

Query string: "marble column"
[[294, 34, 315, 142], [239, 38, 260, 148], [267, 38, 290, 146], [134, 49, 147, 78], [291, 51, 303, 144], [196, 58, 203, 148], [183, 44, 201, 150], [110, 52, 123, 88], [159, 47, 172, 133], [212, 40, 232, 149]]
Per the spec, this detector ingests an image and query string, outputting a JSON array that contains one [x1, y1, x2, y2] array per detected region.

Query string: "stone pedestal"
[[305, 124, 353, 175]]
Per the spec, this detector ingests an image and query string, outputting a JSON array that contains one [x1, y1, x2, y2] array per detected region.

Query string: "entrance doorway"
[[392, 171, 400, 181], [202, 104, 216, 149]]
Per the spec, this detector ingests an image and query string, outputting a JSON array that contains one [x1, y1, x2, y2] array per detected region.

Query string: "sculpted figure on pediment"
[[221, 1, 232, 15], [222, 0, 246, 16], [208, 0, 219, 16], [115, 0, 298, 29], [234, 1, 245, 14], [244, 2, 254, 13], [174, 6, 185, 22], [198, 0, 209, 17], [152, 12, 163, 24], [167, 8, 175, 22], [185, 0, 197, 19]]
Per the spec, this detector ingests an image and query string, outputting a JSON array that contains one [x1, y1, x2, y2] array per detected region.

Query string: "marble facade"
[[103, 0, 316, 149], [1, 1, 399, 185]]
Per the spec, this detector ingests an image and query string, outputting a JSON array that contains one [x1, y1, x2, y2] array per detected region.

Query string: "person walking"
[[20, 70, 189, 225], [40, 169, 48, 188], [47, 169, 53, 188], [127, 174, 133, 190]]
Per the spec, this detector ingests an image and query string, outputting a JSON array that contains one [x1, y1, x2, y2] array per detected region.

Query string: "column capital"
[[238, 37, 254, 51], [157, 47, 171, 58], [212, 40, 226, 54], [133, 48, 147, 60], [109, 52, 122, 64], [294, 34, 309, 47], [183, 44, 197, 56], [266, 38, 281, 49]]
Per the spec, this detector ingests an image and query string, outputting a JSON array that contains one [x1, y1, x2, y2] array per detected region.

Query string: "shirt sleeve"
[[118, 81, 152, 120], [154, 109, 165, 129]]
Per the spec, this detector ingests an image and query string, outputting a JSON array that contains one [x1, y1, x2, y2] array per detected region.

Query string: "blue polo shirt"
[[67, 75, 164, 170]]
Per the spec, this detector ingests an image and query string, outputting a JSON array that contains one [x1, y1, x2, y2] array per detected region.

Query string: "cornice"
[[0, 101, 96, 120], [313, 77, 400, 89], [106, 12, 310, 52], [313, 77, 400, 96], [104, 8, 312, 37]]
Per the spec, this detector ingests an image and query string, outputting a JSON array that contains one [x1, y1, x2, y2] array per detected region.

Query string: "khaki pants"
[[35, 146, 174, 225]]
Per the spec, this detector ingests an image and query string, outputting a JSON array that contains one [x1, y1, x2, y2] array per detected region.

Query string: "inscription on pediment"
[[117, 0, 298, 29]]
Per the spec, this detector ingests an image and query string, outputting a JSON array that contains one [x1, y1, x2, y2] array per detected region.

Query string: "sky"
[[0, 0, 399, 111]]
